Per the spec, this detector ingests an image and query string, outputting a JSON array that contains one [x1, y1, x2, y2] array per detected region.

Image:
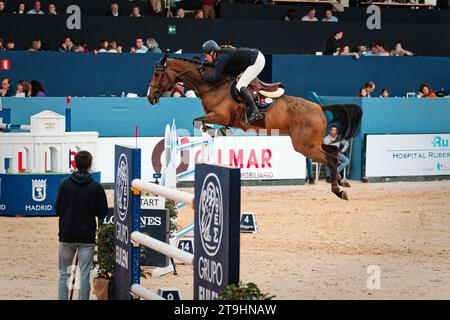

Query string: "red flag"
[[1, 60, 11, 70], [66, 96, 71, 105], [134, 126, 138, 137]]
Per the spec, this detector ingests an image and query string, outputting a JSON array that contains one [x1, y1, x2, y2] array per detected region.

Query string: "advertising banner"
[[365, 134, 450, 177]]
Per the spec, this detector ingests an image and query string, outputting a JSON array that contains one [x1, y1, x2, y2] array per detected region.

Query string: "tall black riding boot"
[[239, 87, 263, 123]]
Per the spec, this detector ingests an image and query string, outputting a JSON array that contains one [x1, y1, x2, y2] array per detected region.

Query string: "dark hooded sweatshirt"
[[55, 171, 108, 244]]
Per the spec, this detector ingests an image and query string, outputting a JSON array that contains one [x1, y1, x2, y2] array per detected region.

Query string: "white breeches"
[[236, 52, 265, 91]]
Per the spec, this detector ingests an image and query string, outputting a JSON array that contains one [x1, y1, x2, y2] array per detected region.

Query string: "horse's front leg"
[[193, 113, 221, 136]]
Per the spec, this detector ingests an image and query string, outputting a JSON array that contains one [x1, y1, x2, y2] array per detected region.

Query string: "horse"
[[147, 55, 362, 200]]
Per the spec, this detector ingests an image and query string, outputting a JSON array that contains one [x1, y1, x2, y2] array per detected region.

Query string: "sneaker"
[[325, 176, 332, 183], [308, 177, 315, 185]]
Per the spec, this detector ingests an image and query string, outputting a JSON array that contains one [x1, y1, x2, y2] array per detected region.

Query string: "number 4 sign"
[[240, 212, 258, 233]]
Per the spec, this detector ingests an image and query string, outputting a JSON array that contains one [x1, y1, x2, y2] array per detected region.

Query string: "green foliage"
[[94, 223, 148, 280], [217, 281, 275, 300], [93, 224, 114, 280], [165, 199, 178, 235]]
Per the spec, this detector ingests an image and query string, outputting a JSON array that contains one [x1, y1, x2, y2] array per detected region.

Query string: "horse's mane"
[[169, 57, 215, 68]]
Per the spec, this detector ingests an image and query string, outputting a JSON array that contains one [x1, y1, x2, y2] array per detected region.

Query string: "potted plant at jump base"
[[92, 223, 114, 300], [218, 282, 275, 300]]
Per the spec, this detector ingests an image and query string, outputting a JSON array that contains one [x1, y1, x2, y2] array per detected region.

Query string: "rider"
[[199, 40, 264, 123]]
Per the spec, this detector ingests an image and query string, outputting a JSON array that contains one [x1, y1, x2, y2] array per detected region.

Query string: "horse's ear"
[[159, 49, 171, 66]]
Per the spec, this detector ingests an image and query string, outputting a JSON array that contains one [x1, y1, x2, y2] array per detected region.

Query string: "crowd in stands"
[[357, 80, 439, 98], [324, 30, 415, 57], [0, 77, 46, 97], [283, 8, 338, 22], [0, 35, 164, 54], [0, 1, 218, 18]]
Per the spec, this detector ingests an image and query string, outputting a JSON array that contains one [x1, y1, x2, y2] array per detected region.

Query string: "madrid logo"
[[32, 179, 47, 202], [116, 154, 129, 221], [198, 173, 223, 257]]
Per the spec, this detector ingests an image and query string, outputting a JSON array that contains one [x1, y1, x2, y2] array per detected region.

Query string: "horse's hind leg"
[[322, 144, 351, 188], [319, 144, 348, 200]]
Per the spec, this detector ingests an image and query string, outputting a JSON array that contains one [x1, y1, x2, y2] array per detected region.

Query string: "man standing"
[[324, 30, 343, 55], [323, 125, 350, 182], [55, 151, 108, 300]]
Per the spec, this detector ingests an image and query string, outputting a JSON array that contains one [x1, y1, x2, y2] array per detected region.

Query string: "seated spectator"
[[380, 88, 389, 97], [195, 9, 204, 19], [107, 41, 118, 53], [6, 38, 15, 50], [131, 6, 142, 17], [340, 45, 360, 59], [375, 42, 389, 56], [324, 30, 343, 55], [15, 2, 26, 14], [146, 38, 162, 53], [323, 125, 350, 182], [107, 2, 120, 16], [134, 38, 148, 53], [364, 81, 376, 97], [176, 8, 185, 18], [97, 40, 109, 53], [282, 9, 296, 21], [0, 1, 7, 13], [149, 0, 162, 14], [418, 83, 437, 98], [171, 82, 186, 97], [30, 80, 46, 97], [60, 36, 76, 52], [202, 0, 216, 19], [27, 1, 44, 14], [358, 87, 368, 97], [76, 43, 89, 52], [390, 42, 413, 56], [117, 45, 123, 53], [48, 3, 57, 15], [16, 80, 31, 97], [0, 39, 3, 51], [28, 39, 42, 51], [1, 78, 14, 97], [322, 9, 338, 22], [357, 45, 368, 56], [301, 8, 318, 22]]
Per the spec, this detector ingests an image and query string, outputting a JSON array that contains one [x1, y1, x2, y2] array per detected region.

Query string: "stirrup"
[[247, 112, 263, 123]]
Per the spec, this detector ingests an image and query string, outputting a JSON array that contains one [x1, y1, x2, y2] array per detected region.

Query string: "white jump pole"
[[0, 123, 31, 131], [131, 179, 194, 206], [130, 284, 165, 301], [131, 231, 194, 265]]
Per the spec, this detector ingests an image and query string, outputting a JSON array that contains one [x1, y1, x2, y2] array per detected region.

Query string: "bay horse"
[[147, 55, 362, 200]]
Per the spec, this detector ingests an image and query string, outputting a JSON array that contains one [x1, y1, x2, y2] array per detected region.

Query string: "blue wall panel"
[[273, 55, 450, 98]]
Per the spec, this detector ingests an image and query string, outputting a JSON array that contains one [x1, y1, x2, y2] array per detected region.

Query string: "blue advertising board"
[[193, 163, 241, 300], [0, 172, 101, 216]]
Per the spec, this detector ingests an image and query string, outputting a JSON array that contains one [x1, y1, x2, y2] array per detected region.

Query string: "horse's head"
[[147, 52, 173, 105]]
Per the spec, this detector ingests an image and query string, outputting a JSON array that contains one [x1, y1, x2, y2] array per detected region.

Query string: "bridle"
[[150, 59, 229, 99]]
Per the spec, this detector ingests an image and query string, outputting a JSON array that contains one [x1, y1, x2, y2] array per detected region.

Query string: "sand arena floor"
[[1, 180, 450, 299]]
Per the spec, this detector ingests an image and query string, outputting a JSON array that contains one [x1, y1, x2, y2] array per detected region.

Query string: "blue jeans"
[[325, 153, 350, 178], [58, 242, 95, 300], [306, 158, 313, 178]]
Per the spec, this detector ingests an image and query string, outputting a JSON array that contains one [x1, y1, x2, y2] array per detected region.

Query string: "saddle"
[[249, 78, 285, 98], [229, 77, 285, 111]]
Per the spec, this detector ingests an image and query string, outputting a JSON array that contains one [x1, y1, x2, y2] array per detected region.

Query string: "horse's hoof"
[[339, 179, 352, 188], [201, 125, 213, 132], [333, 190, 349, 200], [218, 126, 232, 137]]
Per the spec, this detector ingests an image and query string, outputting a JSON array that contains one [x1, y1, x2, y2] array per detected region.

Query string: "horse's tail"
[[321, 104, 362, 141]]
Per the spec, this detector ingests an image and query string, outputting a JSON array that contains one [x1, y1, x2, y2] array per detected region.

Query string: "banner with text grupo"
[[365, 133, 450, 177], [97, 136, 306, 183]]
